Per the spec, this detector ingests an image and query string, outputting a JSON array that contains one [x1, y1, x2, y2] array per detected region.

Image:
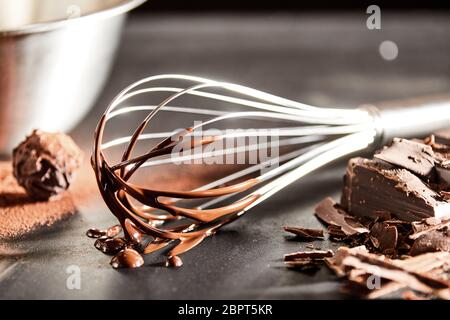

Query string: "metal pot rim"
[[0, 0, 147, 36]]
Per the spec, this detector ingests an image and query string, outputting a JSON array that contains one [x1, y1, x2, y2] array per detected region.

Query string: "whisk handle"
[[364, 93, 450, 146]]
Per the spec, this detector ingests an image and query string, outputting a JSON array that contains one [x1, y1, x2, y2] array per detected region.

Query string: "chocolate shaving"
[[374, 138, 436, 178], [326, 246, 450, 299], [284, 249, 333, 270], [283, 226, 324, 240], [314, 197, 369, 238]]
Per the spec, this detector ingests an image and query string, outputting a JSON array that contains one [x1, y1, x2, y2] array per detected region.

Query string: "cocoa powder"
[[0, 161, 95, 239]]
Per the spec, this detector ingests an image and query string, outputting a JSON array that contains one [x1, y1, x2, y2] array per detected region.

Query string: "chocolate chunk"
[[342, 157, 450, 221], [314, 197, 369, 238], [283, 226, 324, 240], [369, 222, 398, 254], [374, 138, 436, 178], [12, 130, 83, 200], [110, 248, 144, 269], [410, 230, 450, 256]]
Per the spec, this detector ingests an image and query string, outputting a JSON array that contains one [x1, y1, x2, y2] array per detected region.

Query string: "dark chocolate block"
[[341, 157, 450, 221]]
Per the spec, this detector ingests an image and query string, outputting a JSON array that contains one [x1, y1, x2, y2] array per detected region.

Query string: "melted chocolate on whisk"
[[88, 116, 261, 269]]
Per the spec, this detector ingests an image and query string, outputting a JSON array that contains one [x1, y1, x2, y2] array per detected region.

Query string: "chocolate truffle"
[[12, 130, 83, 200]]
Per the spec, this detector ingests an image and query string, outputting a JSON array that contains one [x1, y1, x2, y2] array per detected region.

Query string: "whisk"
[[91, 74, 450, 267]]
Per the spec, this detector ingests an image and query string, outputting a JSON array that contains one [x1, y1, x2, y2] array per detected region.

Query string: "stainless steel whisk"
[[92, 74, 450, 267]]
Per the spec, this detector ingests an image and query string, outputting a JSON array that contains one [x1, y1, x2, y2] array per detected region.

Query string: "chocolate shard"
[[437, 163, 450, 189], [326, 246, 450, 299], [283, 226, 324, 240], [342, 157, 450, 221], [324, 245, 369, 278], [374, 138, 437, 178], [284, 249, 333, 270], [410, 230, 450, 256], [410, 219, 450, 240], [368, 251, 450, 299], [422, 134, 450, 188], [284, 249, 334, 261], [369, 222, 398, 254], [327, 225, 348, 240], [315, 198, 369, 238]]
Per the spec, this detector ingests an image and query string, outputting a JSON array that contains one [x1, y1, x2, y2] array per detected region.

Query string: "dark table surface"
[[1, 13, 450, 299]]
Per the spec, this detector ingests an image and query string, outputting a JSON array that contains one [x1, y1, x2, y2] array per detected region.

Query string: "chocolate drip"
[[110, 248, 144, 269], [89, 112, 261, 268], [166, 255, 183, 267], [95, 237, 127, 255], [86, 224, 122, 239]]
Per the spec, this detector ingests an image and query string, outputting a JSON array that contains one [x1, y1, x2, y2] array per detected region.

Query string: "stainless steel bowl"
[[0, 0, 146, 152]]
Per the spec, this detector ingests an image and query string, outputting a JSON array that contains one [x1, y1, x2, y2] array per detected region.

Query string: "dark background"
[[135, 0, 450, 12]]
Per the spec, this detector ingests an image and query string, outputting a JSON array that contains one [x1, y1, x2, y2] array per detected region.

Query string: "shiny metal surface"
[[0, 0, 146, 152]]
